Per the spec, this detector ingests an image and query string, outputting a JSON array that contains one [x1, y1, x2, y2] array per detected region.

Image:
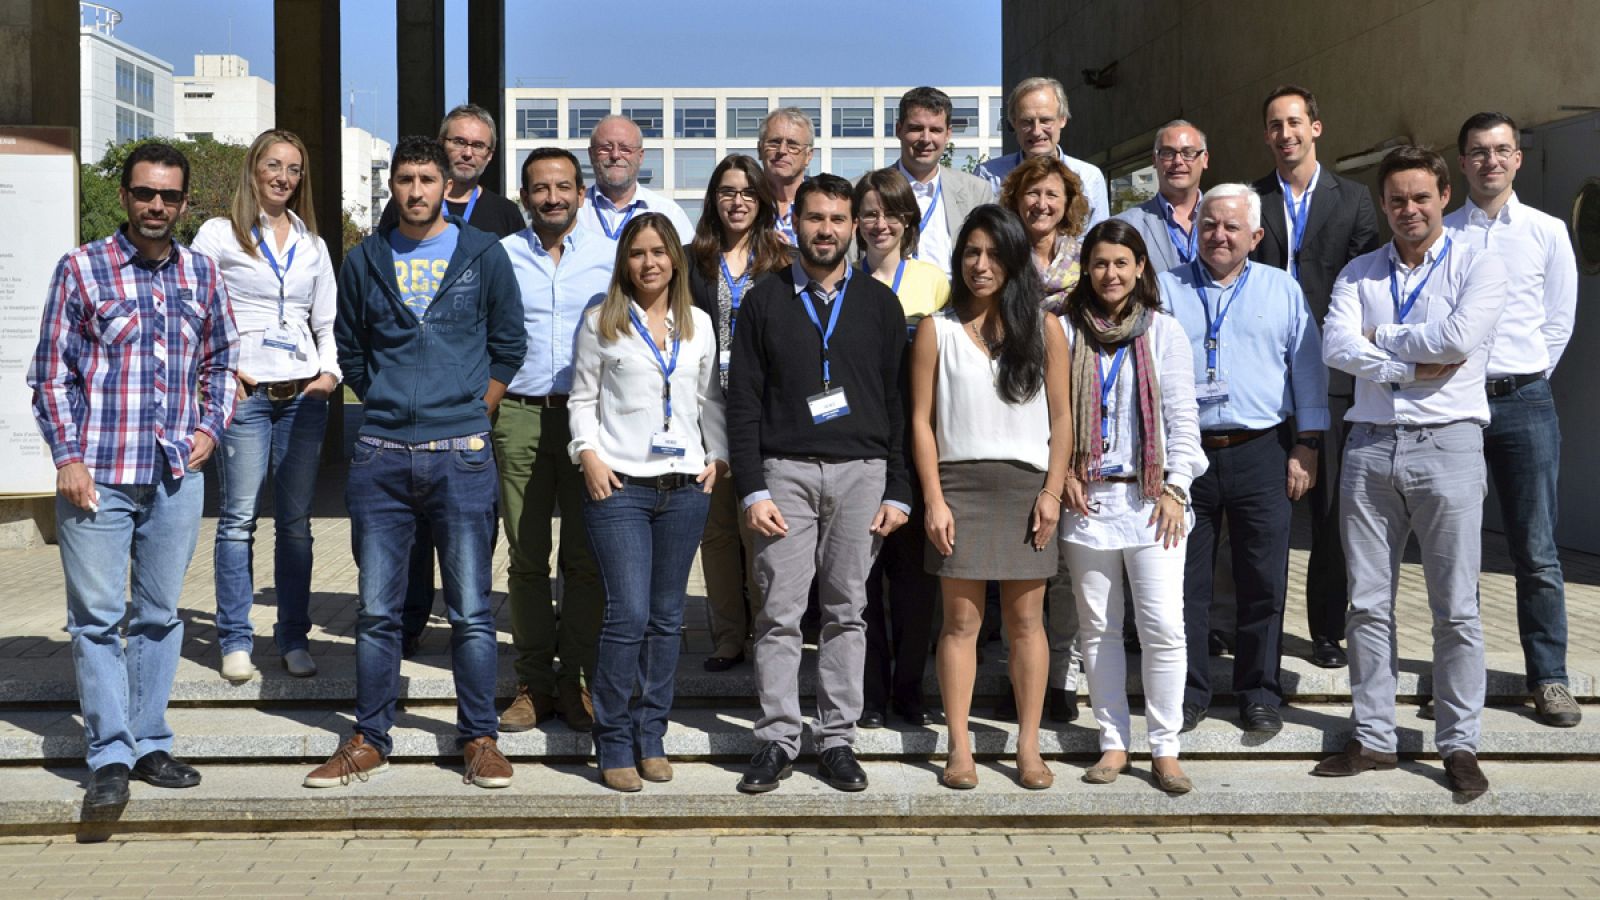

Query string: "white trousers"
[[1065, 537, 1188, 758]]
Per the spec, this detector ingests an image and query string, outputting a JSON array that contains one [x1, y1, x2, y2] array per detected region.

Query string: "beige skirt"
[[925, 459, 1058, 581]]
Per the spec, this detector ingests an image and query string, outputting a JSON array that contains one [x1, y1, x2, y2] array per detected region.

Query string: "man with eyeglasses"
[[975, 76, 1108, 229], [1444, 112, 1580, 728], [1250, 85, 1381, 671], [28, 142, 239, 809], [890, 87, 996, 276], [1117, 120, 1210, 273], [758, 107, 816, 245], [577, 115, 693, 243]]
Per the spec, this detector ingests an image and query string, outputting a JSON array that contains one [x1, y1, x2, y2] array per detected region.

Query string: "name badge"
[[262, 325, 299, 354], [1097, 464, 1125, 477], [719, 349, 732, 373], [1196, 379, 1230, 406], [807, 386, 850, 423], [649, 431, 688, 457]]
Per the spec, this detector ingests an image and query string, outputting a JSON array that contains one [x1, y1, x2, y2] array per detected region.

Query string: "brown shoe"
[[557, 681, 594, 732], [940, 764, 979, 790], [1443, 750, 1489, 798], [601, 767, 642, 792], [1017, 758, 1054, 790], [1311, 739, 1399, 777], [462, 736, 513, 789], [499, 685, 556, 732], [304, 734, 388, 788], [637, 757, 673, 783]]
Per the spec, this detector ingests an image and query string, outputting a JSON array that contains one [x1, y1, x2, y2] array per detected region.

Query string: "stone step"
[[1, 703, 1592, 765], [3, 649, 1593, 707], [3, 759, 1596, 837]]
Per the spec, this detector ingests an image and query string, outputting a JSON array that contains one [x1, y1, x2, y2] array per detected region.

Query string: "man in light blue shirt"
[[975, 76, 1108, 229], [1159, 183, 1327, 740], [494, 148, 615, 736]]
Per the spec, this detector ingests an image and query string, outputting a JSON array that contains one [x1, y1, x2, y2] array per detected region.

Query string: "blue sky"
[[104, 0, 1002, 146]]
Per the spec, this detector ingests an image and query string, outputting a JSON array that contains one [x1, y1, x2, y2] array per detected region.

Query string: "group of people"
[[30, 76, 1577, 809]]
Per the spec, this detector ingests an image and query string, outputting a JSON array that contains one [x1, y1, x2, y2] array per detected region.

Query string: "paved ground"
[[0, 829, 1595, 898]]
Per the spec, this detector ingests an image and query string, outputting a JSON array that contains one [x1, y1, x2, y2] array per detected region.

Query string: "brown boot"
[[304, 734, 388, 788], [462, 736, 513, 788], [499, 685, 556, 732], [601, 766, 642, 792], [557, 680, 594, 732], [637, 757, 673, 783]]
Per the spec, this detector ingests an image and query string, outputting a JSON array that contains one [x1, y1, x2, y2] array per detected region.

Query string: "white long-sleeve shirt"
[[567, 302, 727, 477], [1443, 193, 1577, 379], [190, 213, 340, 383]]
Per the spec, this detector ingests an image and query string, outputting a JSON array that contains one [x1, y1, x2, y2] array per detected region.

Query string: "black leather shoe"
[[893, 705, 933, 727], [1310, 637, 1348, 669], [703, 651, 745, 673], [1418, 698, 1436, 720], [817, 746, 869, 792], [84, 763, 130, 808], [737, 742, 793, 794], [1444, 750, 1489, 798], [1240, 703, 1284, 735], [401, 631, 424, 660], [1181, 703, 1208, 733], [1208, 630, 1233, 657], [1048, 688, 1079, 723], [132, 751, 201, 789], [857, 709, 886, 729]]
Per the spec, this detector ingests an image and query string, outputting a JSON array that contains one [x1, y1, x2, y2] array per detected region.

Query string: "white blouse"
[[190, 212, 341, 383], [931, 308, 1051, 472], [567, 303, 728, 477]]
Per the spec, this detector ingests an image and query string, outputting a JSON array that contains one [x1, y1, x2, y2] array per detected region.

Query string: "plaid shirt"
[[28, 228, 239, 484]]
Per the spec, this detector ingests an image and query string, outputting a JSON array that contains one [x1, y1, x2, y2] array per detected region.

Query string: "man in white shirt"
[[1315, 146, 1507, 798], [974, 76, 1108, 229], [1446, 112, 1581, 728], [890, 86, 995, 275], [758, 107, 815, 246], [578, 115, 693, 243]]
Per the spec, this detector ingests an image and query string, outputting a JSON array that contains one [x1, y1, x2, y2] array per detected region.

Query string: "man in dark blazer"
[[1250, 84, 1381, 670]]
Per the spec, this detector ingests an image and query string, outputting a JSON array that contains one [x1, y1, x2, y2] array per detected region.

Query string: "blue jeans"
[[57, 470, 204, 770], [583, 480, 710, 770], [346, 440, 500, 755], [213, 391, 327, 655], [1485, 377, 1567, 689]]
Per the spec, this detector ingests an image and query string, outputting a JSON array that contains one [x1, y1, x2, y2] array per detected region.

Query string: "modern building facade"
[[78, 2, 173, 163], [174, 54, 274, 145], [503, 86, 1004, 226]]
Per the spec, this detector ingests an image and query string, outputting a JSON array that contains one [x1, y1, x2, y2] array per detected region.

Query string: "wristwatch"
[[1296, 436, 1323, 452]]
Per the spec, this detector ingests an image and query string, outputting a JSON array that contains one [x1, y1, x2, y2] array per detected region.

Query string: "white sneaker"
[[282, 648, 317, 678], [220, 650, 256, 684]]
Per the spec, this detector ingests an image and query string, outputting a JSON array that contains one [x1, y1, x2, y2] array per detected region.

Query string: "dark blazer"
[[688, 250, 791, 364], [1251, 168, 1380, 325]]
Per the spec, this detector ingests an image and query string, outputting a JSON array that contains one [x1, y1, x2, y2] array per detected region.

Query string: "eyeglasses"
[[261, 159, 304, 179], [127, 186, 186, 204], [761, 138, 810, 154], [592, 143, 640, 157], [859, 211, 905, 227], [1465, 146, 1518, 164], [445, 136, 492, 155], [1156, 148, 1206, 162], [716, 188, 759, 203]]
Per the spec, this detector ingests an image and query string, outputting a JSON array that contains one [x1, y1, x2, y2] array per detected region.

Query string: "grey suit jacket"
[[892, 160, 996, 250], [1115, 197, 1190, 274]]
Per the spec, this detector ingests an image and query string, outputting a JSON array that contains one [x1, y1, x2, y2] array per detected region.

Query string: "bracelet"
[[1160, 482, 1189, 506], [1038, 487, 1063, 504]]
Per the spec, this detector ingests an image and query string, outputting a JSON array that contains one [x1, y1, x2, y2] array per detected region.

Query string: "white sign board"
[[0, 128, 78, 496]]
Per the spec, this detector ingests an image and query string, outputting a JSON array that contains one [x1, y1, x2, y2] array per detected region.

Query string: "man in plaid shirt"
[[27, 142, 239, 810]]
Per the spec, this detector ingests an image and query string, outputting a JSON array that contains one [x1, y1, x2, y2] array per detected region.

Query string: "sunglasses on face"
[[127, 186, 186, 204]]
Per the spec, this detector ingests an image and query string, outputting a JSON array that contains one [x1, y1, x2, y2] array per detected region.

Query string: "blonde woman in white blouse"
[[192, 129, 339, 684], [568, 213, 727, 793]]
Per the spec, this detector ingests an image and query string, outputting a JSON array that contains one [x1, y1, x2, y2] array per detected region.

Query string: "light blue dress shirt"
[[1160, 261, 1329, 434], [500, 226, 615, 396]]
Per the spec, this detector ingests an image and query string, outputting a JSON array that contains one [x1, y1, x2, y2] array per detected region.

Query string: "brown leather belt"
[[504, 392, 569, 408], [1099, 475, 1139, 483], [248, 377, 312, 401], [1201, 427, 1274, 450]]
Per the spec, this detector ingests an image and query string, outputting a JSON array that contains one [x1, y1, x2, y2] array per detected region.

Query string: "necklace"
[[967, 320, 996, 357]]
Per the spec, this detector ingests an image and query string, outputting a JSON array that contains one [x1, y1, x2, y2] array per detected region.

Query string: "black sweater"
[[726, 265, 910, 506]]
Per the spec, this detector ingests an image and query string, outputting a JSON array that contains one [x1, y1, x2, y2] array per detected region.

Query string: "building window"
[[990, 96, 1005, 136], [568, 98, 611, 139], [830, 148, 875, 182], [679, 197, 704, 230], [674, 98, 716, 138], [184, 91, 214, 100], [135, 69, 155, 112], [676, 148, 715, 191], [515, 99, 557, 140], [115, 106, 135, 144], [831, 98, 873, 138], [949, 96, 979, 137], [639, 148, 663, 188], [136, 114, 155, 140], [188, 132, 213, 142], [777, 97, 822, 137], [726, 98, 768, 139], [115, 59, 135, 105], [883, 99, 899, 137], [807, 154, 821, 178], [622, 98, 663, 138]]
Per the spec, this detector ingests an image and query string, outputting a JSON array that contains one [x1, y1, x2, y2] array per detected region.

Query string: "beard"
[[133, 218, 173, 240], [400, 199, 442, 228], [798, 234, 845, 269], [530, 205, 577, 235], [594, 165, 637, 193]]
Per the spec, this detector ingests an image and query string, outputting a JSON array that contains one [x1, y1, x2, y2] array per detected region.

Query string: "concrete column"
[[466, 0, 505, 195], [396, 0, 445, 141]]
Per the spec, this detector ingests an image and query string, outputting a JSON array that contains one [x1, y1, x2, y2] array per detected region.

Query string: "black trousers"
[[1183, 427, 1293, 710], [1304, 395, 1351, 643], [863, 502, 938, 715]]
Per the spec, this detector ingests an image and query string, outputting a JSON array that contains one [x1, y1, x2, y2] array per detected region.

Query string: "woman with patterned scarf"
[[1058, 219, 1207, 794]]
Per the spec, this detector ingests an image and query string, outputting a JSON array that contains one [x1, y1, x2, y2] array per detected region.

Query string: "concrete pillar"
[[466, 0, 505, 195], [396, 0, 445, 141]]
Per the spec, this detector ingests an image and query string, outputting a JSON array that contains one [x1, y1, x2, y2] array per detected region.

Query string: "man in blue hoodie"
[[307, 137, 526, 789]]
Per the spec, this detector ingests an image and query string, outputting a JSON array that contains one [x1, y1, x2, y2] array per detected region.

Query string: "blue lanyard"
[[720, 252, 753, 313], [626, 308, 681, 428], [799, 263, 851, 389], [1099, 346, 1128, 451], [591, 187, 641, 240], [1159, 195, 1197, 265], [1388, 237, 1453, 324], [1193, 260, 1253, 379], [459, 186, 481, 223], [917, 179, 943, 233], [890, 259, 906, 295], [1277, 165, 1320, 257], [251, 225, 296, 324], [776, 207, 795, 245]]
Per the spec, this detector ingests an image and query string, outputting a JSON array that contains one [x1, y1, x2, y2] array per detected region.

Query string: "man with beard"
[[493, 148, 615, 734], [727, 174, 911, 794], [310, 136, 525, 789], [29, 142, 239, 809], [578, 115, 693, 243]]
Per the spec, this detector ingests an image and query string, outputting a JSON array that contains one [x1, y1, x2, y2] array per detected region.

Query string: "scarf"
[[1068, 303, 1164, 499], [1037, 234, 1083, 315]]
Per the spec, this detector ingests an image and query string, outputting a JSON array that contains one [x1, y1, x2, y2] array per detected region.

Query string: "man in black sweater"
[[727, 174, 911, 794]]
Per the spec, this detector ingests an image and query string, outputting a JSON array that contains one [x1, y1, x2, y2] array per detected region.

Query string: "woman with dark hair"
[[687, 154, 792, 673], [192, 129, 340, 684], [909, 204, 1072, 790], [1058, 219, 1205, 794], [1000, 154, 1091, 314], [570, 213, 726, 792]]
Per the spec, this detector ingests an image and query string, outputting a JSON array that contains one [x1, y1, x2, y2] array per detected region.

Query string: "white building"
[[503, 86, 1005, 227], [78, 3, 173, 163], [343, 119, 391, 231], [174, 54, 274, 145]]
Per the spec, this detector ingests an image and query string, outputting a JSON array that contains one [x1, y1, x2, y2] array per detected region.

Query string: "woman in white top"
[[192, 129, 340, 684], [1058, 219, 1206, 794], [909, 205, 1072, 791], [568, 212, 727, 793]]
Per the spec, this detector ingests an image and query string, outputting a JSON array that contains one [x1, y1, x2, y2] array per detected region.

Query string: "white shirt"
[[897, 162, 953, 276], [567, 303, 727, 477], [190, 212, 340, 383], [1324, 236, 1509, 426], [1277, 164, 1321, 281], [1443, 193, 1577, 378], [577, 184, 695, 244], [931, 308, 1050, 471]]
